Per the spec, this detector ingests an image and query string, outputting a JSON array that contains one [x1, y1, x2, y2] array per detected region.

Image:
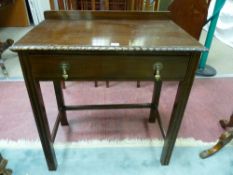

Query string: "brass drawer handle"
[[153, 62, 163, 81], [60, 63, 70, 80]]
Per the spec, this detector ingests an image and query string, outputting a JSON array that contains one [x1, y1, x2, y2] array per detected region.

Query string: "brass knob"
[[153, 62, 163, 81], [60, 63, 70, 80]]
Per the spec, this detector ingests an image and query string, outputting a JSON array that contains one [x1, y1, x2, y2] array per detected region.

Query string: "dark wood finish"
[[136, 80, 140, 88], [18, 53, 57, 170], [51, 112, 62, 142], [53, 81, 69, 125], [54, 1, 160, 87], [94, 80, 98, 87], [61, 80, 66, 88], [57, 0, 65, 10], [200, 112, 233, 159], [45, 10, 171, 20], [106, 80, 109, 88], [57, 0, 145, 11], [199, 130, 233, 159], [65, 103, 151, 110], [149, 80, 165, 138], [53, 2, 165, 87], [168, 0, 210, 40], [220, 112, 233, 129], [149, 81, 162, 123], [160, 53, 200, 165], [28, 55, 189, 80], [154, 0, 159, 11], [49, 0, 55, 10], [11, 11, 205, 170]]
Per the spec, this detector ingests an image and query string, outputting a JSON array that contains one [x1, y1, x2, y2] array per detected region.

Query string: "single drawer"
[[29, 55, 189, 81]]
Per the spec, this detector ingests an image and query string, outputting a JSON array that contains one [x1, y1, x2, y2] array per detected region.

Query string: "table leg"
[[94, 81, 98, 87], [61, 80, 66, 89], [160, 80, 193, 165], [137, 81, 141, 88], [106, 80, 109, 88], [26, 80, 57, 170], [149, 81, 162, 123], [19, 55, 57, 170], [160, 54, 199, 165], [149, 81, 165, 138], [54, 80, 69, 125]]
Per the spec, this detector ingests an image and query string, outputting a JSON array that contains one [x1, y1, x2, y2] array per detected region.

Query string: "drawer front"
[[29, 55, 189, 80]]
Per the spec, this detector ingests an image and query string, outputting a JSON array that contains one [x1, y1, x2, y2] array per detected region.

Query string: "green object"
[[198, 0, 227, 69], [159, 0, 172, 10]]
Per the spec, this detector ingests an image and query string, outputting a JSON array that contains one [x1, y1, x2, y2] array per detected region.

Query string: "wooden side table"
[[11, 11, 206, 170]]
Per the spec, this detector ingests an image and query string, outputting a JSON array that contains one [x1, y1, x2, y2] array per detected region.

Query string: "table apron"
[[28, 55, 190, 81]]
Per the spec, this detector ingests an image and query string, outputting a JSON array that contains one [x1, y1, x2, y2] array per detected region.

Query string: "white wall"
[[40, 0, 51, 12], [205, 0, 233, 48], [27, 0, 51, 25]]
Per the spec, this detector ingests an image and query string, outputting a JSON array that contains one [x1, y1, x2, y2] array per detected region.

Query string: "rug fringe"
[[0, 138, 226, 149]]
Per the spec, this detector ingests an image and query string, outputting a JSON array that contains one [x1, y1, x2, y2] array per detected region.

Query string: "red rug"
[[0, 78, 232, 142]]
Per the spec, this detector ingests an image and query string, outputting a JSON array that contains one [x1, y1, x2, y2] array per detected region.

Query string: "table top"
[[12, 11, 206, 52]]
